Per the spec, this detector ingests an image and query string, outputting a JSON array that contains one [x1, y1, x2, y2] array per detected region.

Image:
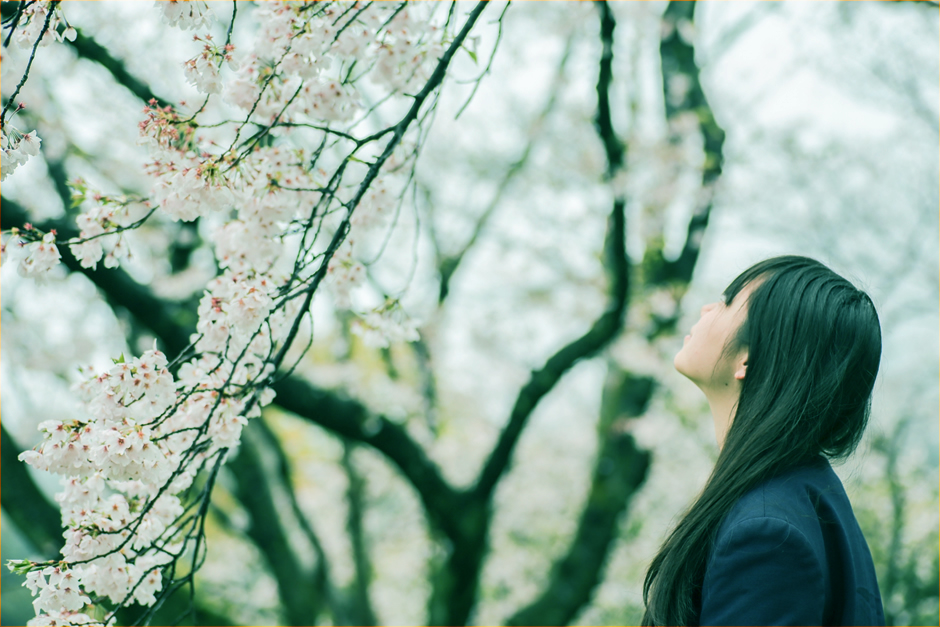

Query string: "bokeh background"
[[2, 2, 937, 625]]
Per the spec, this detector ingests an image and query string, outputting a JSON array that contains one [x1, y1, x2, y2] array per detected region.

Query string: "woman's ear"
[[733, 352, 748, 381]]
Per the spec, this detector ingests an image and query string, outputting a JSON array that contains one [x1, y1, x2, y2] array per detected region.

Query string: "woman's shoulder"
[[706, 458, 885, 625], [719, 457, 851, 539]]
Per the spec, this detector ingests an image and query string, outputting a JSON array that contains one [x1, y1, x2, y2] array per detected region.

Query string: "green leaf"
[[112, 353, 125, 364], [6, 559, 37, 575]]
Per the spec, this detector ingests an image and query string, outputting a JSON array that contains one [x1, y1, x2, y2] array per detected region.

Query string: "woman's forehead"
[[723, 277, 763, 307]]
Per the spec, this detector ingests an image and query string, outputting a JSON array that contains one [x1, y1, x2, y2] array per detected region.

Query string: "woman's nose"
[[700, 302, 718, 316]]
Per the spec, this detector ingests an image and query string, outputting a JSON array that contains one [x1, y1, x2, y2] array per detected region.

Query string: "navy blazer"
[[698, 457, 885, 626]]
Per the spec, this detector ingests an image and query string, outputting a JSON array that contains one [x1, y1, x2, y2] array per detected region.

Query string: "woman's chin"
[[673, 351, 687, 375]]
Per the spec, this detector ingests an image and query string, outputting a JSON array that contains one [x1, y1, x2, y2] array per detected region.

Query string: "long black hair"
[[642, 255, 882, 626]]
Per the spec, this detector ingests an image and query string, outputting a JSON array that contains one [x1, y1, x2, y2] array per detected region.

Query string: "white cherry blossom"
[[14, 3, 56, 49], [158, 1, 213, 31], [18, 131, 42, 156], [1, 129, 42, 181], [183, 52, 222, 94], [18, 233, 61, 278]]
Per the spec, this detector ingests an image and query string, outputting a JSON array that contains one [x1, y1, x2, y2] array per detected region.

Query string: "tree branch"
[[2, 417, 239, 626], [2, 5, 499, 625], [594, 1, 623, 179], [471, 0, 630, 505], [2, 193, 466, 545], [653, 0, 726, 286], [429, 8, 633, 623], [6, 191, 471, 544], [261, 0, 491, 389], [0, 0, 58, 128], [506, 370, 653, 626], [270, 375, 464, 539]]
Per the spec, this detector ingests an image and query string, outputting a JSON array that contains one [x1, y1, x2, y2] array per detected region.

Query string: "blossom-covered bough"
[[2, 2, 489, 624]]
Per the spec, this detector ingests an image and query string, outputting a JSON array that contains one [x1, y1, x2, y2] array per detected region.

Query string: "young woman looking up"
[[642, 255, 885, 626]]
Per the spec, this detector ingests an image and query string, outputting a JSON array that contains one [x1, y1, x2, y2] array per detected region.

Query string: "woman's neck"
[[704, 383, 742, 449]]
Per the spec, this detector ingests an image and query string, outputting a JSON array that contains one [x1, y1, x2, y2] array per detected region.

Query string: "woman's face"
[[674, 283, 753, 391]]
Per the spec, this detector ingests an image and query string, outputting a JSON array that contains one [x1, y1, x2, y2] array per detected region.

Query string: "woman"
[[642, 256, 885, 626]]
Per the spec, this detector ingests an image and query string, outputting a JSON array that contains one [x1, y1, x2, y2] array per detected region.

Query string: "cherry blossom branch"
[[377, 1, 409, 33], [0, 0, 58, 129], [3, 217, 287, 618], [271, 121, 370, 145], [228, 81, 306, 163], [118, 449, 228, 627], [4, 188, 466, 578], [58, 204, 159, 247], [330, 0, 375, 45], [268, 0, 490, 381], [221, 45, 297, 165], [4, 4, 494, 624], [1, 196, 193, 354], [224, 0, 236, 47], [358, 162, 416, 268]]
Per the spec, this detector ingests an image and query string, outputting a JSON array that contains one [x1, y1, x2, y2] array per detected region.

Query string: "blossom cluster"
[[6, 1, 441, 622], [1, 125, 42, 181], [216, 2, 447, 123], [15, 349, 180, 621], [157, 1, 213, 32], [17, 337, 279, 623], [2, 228, 61, 279], [7, 1, 76, 50], [183, 35, 235, 95]]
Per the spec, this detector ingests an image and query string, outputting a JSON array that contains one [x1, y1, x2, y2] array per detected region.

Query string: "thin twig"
[[454, 1, 511, 120]]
